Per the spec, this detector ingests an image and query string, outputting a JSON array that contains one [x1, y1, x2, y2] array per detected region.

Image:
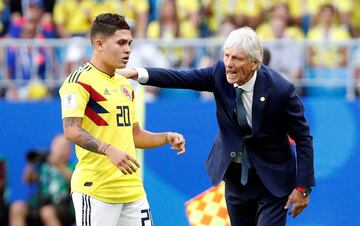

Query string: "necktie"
[[235, 88, 251, 134], [235, 87, 251, 185]]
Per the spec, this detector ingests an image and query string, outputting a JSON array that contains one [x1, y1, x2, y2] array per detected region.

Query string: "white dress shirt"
[[136, 68, 150, 84], [234, 71, 257, 128]]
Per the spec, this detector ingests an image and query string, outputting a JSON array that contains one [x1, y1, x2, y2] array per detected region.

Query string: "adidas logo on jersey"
[[104, 88, 111, 95]]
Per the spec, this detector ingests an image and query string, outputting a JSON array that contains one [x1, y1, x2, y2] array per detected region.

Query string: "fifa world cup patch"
[[63, 93, 77, 109], [121, 86, 132, 100]]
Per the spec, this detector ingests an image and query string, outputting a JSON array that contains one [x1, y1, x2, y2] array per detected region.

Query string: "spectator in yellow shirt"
[[116, 0, 149, 38], [147, 0, 196, 67], [307, 4, 350, 68], [350, 0, 360, 37], [53, 0, 93, 38], [200, 0, 263, 36], [176, 0, 200, 38], [89, 0, 118, 21], [257, 3, 305, 94], [257, 3, 305, 40], [307, 0, 352, 32], [306, 3, 351, 97]]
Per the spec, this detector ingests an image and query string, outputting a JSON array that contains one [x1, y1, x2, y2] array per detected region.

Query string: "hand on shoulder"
[[116, 68, 138, 80]]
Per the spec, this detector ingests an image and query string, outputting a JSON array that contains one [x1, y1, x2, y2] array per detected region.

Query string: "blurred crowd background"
[[0, 0, 359, 101]]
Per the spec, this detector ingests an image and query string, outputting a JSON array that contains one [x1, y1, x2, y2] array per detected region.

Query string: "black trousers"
[[223, 162, 288, 226]]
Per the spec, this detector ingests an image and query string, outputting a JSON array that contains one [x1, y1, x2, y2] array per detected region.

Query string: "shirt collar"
[[88, 61, 115, 78], [234, 70, 257, 92]]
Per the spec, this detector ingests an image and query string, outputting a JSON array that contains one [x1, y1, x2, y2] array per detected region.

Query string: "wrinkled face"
[[99, 29, 132, 70], [223, 48, 259, 85]]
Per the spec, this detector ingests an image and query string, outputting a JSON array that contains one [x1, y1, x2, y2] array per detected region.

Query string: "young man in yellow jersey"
[[59, 13, 185, 226]]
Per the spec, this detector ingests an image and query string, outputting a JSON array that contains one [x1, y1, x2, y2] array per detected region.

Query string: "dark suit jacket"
[[144, 61, 315, 197]]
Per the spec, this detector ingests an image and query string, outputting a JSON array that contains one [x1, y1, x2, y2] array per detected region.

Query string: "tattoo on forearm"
[[63, 117, 80, 128], [75, 126, 99, 152], [63, 117, 100, 153]]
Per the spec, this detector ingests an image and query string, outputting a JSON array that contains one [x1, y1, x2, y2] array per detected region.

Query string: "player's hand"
[[284, 188, 309, 218], [166, 132, 186, 155], [116, 68, 139, 80], [106, 146, 140, 175]]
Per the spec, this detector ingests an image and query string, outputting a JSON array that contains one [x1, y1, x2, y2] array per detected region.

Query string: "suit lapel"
[[252, 68, 269, 134]]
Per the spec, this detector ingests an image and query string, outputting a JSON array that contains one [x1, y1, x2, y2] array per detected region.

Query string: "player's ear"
[[251, 60, 260, 71], [94, 39, 104, 51]]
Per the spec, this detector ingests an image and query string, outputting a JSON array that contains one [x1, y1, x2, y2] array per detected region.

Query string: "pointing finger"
[[284, 197, 292, 209]]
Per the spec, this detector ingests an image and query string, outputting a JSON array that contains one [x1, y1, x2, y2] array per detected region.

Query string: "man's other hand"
[[166, 132, 186, 155]]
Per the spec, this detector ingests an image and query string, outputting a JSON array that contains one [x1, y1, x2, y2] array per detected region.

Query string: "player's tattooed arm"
[[63, 117, 140, 173], [63, 117, 100, 153]]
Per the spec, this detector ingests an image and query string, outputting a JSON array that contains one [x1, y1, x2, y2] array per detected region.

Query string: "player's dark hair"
[[90, 13, 130, 44]]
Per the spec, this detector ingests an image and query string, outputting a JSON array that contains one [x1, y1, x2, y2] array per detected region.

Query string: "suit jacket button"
[[230, 152, 236, 157]]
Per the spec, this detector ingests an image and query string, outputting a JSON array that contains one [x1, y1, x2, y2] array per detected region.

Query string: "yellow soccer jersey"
[[307, 25, 350, 67], [53, 0, 94, 35], [59, 62, 145, 203], [257, 23, 305, 40], [308, 0, 351, 15]]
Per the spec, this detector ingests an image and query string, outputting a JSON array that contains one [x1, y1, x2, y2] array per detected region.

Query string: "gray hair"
[[223, 26, 263, 63]]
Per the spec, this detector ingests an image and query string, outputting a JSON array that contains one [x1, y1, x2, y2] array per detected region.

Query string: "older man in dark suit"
[[120, 26, 315, 226]]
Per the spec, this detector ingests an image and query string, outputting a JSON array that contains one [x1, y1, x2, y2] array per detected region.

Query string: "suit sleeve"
[[284, 85, 315, 187], [144, 66, 215, 92]]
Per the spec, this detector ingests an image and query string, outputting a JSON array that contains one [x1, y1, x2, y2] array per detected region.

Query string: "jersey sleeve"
[[59, 81, 90, 118]]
